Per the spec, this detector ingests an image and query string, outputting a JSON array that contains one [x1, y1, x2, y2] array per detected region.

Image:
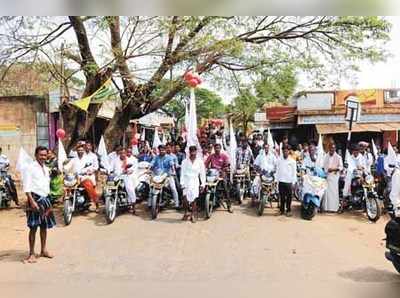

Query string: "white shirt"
[[180, 157, 206, 189], [23, 161, 50, 197], [65, 155, 96, 184], [85, 151, 99, 170], [0, 154, 9, 170], [254, 150, 277, 172], [111, 156, 138, 176], [276, 157, 297, 184]]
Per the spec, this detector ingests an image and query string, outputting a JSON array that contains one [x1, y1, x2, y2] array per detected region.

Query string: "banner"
[[71, 78, 115, 111]]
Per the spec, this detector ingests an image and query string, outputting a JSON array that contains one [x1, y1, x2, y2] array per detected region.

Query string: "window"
[[384, 89, 400, 103], [36, 112, 49, 147]]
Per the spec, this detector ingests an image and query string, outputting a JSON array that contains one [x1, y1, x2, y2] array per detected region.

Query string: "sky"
[[335, 16, 400, 90]]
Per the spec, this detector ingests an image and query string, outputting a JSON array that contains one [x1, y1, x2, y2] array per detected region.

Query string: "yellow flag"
[[71, 96, 91, 111]]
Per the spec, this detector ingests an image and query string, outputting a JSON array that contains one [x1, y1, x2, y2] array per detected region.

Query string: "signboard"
[[266, 106, 296, 121], [345, 96, 360, 122], [298, 113, 400, 125], [335, 89, 378, 106], [296, 93, 334, 111], [254, 111, 267, 122], [49, 89, 61, 113]]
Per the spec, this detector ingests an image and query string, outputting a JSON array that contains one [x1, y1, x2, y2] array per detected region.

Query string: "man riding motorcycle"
[[204, 143, 232, 212], [251, 143, 277, 203], [110, 148, 138, 213], [64, 144, 99, 211], [234, 138, 254, 203], [150, 144, 179, 209], [0, 147, 19, 206]]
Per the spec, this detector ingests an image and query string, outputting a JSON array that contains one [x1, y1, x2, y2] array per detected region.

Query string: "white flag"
[[97, 135, 110, 171], [16, 147, 33, 187], [387, 141, 397, 167], [316, 134, 325, 168], [140, 128, 146, 141], [371, 139, 378, 159], [229, 122, 237, 182], [267, 128, 274, 154], [153, 129, 162, 149], [57, 140, 68, 171]]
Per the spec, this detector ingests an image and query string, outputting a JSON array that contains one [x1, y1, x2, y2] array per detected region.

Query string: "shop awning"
[[316, 122, 400, 134]]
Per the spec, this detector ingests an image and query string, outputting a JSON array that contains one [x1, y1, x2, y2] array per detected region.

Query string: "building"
[[256, 88, 400, 150], [0, 95, 49, 173]]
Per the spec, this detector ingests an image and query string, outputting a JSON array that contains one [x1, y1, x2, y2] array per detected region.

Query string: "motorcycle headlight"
[[64, 175, 77, 187], [261, 175, 273, 183], [207, 175, 217, 183], [365, 175, 374, 185], [152, 175, 166, 184]]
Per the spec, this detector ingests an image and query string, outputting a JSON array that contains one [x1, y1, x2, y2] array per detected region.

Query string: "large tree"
[[0, 16, 391, 150]]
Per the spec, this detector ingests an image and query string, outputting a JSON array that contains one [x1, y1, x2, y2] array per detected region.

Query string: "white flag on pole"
[[16, 147, 33, 187], [267, 128, 274, 154], [57, 140, 68, 171], [97, 135, 110, 171], [229, 122, 237, 182], [387, 141, 397, 167], [371, 139, 378, 159], [316, 134, 325, 168], [153, 129, 162, 149]]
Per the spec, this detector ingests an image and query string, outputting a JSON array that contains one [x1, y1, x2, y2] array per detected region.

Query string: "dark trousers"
[[5, 175, 18, 204], [279, 182, 292, 213]]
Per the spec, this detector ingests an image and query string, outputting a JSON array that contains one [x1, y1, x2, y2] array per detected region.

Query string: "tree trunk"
[[60, 68, 113, 151]]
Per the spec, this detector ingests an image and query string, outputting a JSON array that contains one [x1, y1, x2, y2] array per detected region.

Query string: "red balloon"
[[194, 76, 202, 85], [184, 71, 194, 82], [188, 78, 198, 88], [56, 128, 66, 139]]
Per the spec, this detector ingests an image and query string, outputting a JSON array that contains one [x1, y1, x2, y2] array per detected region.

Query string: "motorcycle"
[[338, 168, 381, 222], [384, 166, 400, 274], [135, 161, 151, 201], [103, 164, 133, 224], [254, 170, 278, 216], [300, 168, 327, 220], [203, 169, 233, 219], [0, 165, 11, 208], [63, 163, 93, 225], [233, 164, 251, 204], [148, 173, 174, 220]]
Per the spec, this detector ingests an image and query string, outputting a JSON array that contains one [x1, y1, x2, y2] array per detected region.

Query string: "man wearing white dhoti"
[[180, 146, 206, 223], [343, 145, 366, 198], [323, 143, 343, 212], [251, 144, 277, 199], [110, 148, 138, 213]]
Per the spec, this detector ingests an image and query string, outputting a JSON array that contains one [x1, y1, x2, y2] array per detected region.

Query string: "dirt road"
[[1, 200, 400, 298]]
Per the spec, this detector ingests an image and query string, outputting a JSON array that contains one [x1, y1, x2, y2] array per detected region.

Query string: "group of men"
[[8, 132, 398, 264]]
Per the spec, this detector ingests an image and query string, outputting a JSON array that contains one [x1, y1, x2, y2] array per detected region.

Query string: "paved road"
[[1, 200, 400, 298]]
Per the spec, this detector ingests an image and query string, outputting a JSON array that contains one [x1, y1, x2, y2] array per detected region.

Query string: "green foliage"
[[255, 66, 297, 104], [161, 84, 225, 125]]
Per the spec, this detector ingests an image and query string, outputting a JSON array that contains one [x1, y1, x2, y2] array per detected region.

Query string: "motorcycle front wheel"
[[63, 199, 73, 226], [151, 193, 159, 220], [257, 193, 266, 216], [205, 193, 213, 219], [366, 196, 381, 222], [105, 195, 117, 224], [301, 203, 317, 220], [392, 252, 400, 274]]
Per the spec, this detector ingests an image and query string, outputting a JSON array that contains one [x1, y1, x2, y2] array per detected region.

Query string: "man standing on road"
[[180, 146, 206, 222], [276, 146, 297, 216], [24, 146, 56, 263], [323, 143, 343, 212]]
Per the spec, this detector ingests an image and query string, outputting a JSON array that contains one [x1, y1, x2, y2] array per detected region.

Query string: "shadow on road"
[[0, 250, 26, 263], [338, 267, 400, 283]]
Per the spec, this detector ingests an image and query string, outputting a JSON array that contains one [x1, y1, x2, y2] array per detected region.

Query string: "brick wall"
[[0, 96, 47, 177]]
